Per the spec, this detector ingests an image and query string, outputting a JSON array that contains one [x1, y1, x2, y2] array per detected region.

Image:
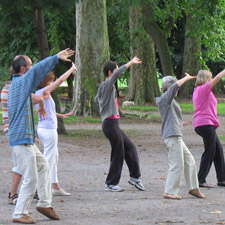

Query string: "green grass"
[[1, 101, 225, 126], [179, 102, 225, 115], [122, 105, 158, 111], [179, 102, 194, 113]]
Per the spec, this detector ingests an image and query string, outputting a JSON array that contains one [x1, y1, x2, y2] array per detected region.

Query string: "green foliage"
[[106, 0, 131, 83]]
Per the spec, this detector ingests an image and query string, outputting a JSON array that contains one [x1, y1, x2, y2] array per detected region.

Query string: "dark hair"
[[37, 72, 55, 90], [103, 60, 119, 97], [12, 55, 27, 74], [103, 60, 117, 78]]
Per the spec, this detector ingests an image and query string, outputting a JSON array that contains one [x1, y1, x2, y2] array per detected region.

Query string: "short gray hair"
[[162, 76, 177, 92]]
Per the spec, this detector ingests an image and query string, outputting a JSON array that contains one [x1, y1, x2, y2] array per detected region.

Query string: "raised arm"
[[176, 73, 196, 87], [44, 62, 77, 93], [210, 69, 225, 88], [106, 56, 142, 87], [125, 56, 142, 69]]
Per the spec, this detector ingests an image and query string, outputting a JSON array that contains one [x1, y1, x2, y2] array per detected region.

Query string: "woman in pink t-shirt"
[[192, 69, 225, 188]]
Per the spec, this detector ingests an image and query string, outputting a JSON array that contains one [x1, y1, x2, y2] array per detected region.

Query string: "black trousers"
[[102, 119, 141, 185], [195, 125, 225, 184]]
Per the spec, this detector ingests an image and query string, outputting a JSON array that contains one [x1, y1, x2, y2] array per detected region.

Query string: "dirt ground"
[[1, 113, 225, 225]]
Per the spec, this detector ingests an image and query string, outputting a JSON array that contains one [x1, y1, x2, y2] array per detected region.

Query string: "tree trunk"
[[33, 4, 49, 60], [72, 0, 109, 116], [67, 75, 73, 99], [127, 3, 159, 105], [140, 0, 174, 76], [180, 14, 201, 99], [32, 4, 67, 134]]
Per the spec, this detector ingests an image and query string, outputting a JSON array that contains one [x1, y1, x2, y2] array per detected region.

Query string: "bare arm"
[[125, 56, 142, 69], [56, 111, 73, 119], [176, 73, 196, 87], [44, 63, 77, 93], [210, 69, 225, 88], [32, 94, 48, 119], [31, 94, 43, 105]]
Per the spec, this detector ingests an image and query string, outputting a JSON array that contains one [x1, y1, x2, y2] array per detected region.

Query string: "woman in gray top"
[[95, 56, 145, 192], [156, 74, 205, 200]]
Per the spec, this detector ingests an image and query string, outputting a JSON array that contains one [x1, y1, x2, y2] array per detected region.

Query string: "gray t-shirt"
[[95, 65, 127, 122], [156, 82, 183, 139]]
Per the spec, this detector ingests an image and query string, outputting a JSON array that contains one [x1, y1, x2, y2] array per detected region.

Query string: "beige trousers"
[[164, 136, 199, 195], [12, 144, 52, 218]]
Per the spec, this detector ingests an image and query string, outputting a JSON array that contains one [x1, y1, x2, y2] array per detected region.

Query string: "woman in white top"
[[35, 63, 77, 196]]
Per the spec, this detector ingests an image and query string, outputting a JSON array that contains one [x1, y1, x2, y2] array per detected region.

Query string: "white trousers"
[[12, 144, 51, 218], [164, 136, 199, 195], [37, 128, 59, 184]]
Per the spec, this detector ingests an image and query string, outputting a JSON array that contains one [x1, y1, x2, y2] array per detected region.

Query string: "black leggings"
[[195, 125, 225, 184], [102, 119, 141, 185]]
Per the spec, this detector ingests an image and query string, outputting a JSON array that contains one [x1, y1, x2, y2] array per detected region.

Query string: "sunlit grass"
[[1, 101, 225, 126]]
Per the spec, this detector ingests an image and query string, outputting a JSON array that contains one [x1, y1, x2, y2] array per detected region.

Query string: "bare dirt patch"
[[1, 114, 225, 224]]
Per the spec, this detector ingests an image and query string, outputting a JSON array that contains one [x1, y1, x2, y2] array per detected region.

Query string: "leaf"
[[210, 210, 222, 214]]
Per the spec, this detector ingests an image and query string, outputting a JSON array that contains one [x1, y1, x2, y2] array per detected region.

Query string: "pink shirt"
[[192, 82, 219, 128], [107, 97, 120, 119]]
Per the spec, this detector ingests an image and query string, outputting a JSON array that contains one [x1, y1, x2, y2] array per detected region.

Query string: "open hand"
[[57, 48, 75, 62], [131, 56, 142, 65], [36, 107, 48, 120]]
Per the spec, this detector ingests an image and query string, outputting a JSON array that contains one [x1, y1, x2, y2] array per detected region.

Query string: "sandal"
[[163, 193, 182, 200], [8, 193, 18, 205], [199, 183, 213, 188], [189, 189, 205, 198]]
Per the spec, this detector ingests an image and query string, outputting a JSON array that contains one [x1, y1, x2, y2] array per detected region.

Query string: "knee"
[[24, 175, 38, 189], [170, 163, 184, 173]]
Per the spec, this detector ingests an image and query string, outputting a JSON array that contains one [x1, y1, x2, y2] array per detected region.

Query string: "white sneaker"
[[52, 188, 70, 196], [128, 177, 145, 191], [105, 185, 124, 192]]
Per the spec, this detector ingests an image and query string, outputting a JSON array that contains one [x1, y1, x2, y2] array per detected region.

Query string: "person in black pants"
[[192, 69, 225, 188], [95, 56, 145, 192]]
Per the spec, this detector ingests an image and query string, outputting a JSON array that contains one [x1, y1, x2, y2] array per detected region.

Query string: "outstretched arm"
[[176, 72, 196, 87], [44, 62, 77, 93], [210, 69, 225, 88], [56, 111, 73, 119], [125, 56, 142, 69]]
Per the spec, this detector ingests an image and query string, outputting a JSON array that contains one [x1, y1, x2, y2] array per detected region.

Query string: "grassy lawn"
[[1, 101, 225, 126]]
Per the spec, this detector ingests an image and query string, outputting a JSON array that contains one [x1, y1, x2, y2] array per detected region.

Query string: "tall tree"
[[141, 0, 176, 76], [180, 13, 201, 98], [71, 0, 109, 115], [127, 2, 159, 104], [32, 1, 68, 134]]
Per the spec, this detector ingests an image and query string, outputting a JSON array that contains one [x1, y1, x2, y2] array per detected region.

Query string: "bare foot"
[[189, 188, 205, 198], [163, 193, 182, 200]]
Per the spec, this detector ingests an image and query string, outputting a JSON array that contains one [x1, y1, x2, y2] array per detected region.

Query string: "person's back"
[[156, 82, 183, 140]]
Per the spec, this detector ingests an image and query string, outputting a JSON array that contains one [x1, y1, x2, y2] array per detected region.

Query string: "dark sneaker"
[[12, 214, 36, 224], [8, 193, 18, 205], [128, 177, 145, 191], [105, 185, 124, 192], [36, 207, 60, 220]]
